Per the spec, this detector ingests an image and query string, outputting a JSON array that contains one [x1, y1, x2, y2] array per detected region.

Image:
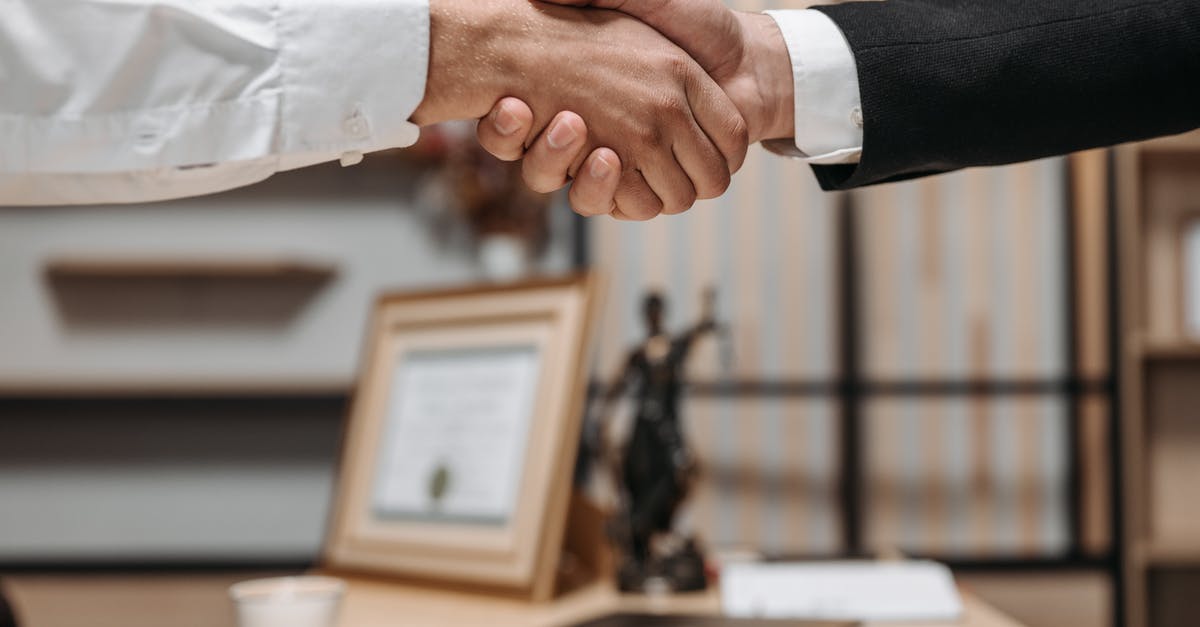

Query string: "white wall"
[[0, 156, 579, 562]]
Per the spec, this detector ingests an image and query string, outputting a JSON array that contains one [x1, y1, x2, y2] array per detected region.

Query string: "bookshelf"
[[1115, 129, 1200, 627]]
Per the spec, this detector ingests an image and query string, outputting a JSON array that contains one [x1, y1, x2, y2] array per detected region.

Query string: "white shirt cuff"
[[277, 0, 427, 168], [763, 9, 863, 165]]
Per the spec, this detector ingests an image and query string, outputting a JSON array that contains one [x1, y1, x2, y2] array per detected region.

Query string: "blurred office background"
[[1, 4, 1198, 627]]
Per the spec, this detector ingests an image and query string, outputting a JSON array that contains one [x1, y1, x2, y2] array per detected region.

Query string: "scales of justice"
[[586, 287, 731, 593]]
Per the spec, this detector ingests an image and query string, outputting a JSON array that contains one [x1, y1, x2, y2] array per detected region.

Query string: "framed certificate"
[[323, 276, 598, 600]]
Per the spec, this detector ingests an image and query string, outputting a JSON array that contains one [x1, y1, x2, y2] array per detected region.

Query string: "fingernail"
[[493, 106, 521, 136], [547, 118, 579, 150], [590, 153, 614, 180]]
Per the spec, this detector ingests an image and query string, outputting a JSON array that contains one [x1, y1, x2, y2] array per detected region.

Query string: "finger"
[[476, 97, 535, 162], [672, 111, 731, 201], [637, 131, 698, 216], [613, 168, 664, 222], [522, 111, 590, 194], [568, 148, 621, 217], [684, 69, 750, 174]]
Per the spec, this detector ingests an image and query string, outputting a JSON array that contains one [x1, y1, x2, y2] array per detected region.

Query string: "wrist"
[[412, 0, 509, 126], [734, 12, 795, 142]]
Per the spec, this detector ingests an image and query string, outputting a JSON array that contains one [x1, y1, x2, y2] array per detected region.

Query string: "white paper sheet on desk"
[[720, 560, 963, 622]]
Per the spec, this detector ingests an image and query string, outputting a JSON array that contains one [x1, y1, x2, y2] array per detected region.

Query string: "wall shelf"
[[1117, 129, 1200, 627], [1139, 342, 1200, 362], [1140, 540, 1200, 567], [44, 255, 339, 282]]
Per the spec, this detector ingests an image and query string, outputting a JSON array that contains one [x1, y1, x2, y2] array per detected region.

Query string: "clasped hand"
[[411, 0, 795, 221]]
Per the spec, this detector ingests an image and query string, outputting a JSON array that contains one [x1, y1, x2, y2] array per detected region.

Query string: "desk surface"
[[2, 573, 1024, 627], [338, 577, 1024, 627]]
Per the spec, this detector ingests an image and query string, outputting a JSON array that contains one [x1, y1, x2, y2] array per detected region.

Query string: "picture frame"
[[1179, 213, 1200, 341], [323, 275, 599, 600]]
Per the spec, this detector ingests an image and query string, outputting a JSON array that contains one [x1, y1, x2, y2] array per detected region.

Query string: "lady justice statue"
[[591, 288, 727, 593]]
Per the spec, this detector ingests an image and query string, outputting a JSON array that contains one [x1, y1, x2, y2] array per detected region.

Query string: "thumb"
[[539, 0, 743, 79]]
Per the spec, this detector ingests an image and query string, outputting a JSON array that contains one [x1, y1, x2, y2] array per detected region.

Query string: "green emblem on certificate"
[[428, 462, 452, 510]]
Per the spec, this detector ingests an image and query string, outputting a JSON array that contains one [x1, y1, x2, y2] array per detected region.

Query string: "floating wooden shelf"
[[0, 377, 351, 398], [1139, 539, 1200, 567], [44, 255, 338, 281], [1139, 341, 1200, 362]]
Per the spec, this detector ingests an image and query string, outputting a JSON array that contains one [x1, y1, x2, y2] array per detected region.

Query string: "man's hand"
[[476, 98, 626, 217], [551, 0, 796, 143], [413, 0, 749, 220], [476, 0, 795, 218]]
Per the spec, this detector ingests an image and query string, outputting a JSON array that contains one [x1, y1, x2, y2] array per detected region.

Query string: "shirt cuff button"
[[851, 106, 864, 129]]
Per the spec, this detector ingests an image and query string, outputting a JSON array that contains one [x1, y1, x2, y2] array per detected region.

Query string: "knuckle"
[[716, 113, 750, 173], [662, 52, 693, 80], [523, 165, 562, 194], [730, 115, 750, 150], [672, 184, 699, 214], [583, 200, 616, 218], [571, 199, 602, 217], [528, 180, 559, 194], [476, 132, 509, 161], [569, 185, 611, 217], [666, 191, 697, 216], [698, 167, 732, 200], [653, 91, 689, 122], [638, 124, 666, 151], [490, 145, 524, 162], [622, 199, 661, 222]]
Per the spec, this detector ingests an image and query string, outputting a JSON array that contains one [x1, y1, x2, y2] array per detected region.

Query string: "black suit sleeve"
[[807, 0, 1200, 190]]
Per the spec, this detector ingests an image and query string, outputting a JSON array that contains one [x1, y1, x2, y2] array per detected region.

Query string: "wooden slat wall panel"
[[683, 397, 842, 556], [1072, 150, 1112, 379], [1080, 394, 1112, 556], [1071, 150, 1114, 556], [591, 152, 1074, 557], [588, 2, 1079, 558], [585, 137, 839, 556], [589, 144, 839, 383], [856, 160, 1072, 558], [856, 160, 1068, 381], [864, 396, 1070, 558]]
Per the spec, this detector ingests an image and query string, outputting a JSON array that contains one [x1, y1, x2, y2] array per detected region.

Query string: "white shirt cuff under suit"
[[0, 0, 429, 206], [763, 9, 864, 165]]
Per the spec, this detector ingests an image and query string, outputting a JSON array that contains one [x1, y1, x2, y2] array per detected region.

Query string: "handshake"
[[411, 0, 796, 221]]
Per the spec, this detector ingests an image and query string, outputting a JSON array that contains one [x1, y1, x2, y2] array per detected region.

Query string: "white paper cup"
[[229, 576, 345, 627]]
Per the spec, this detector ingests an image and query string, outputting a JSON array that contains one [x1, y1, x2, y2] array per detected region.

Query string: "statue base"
[[615, 537, 708, 594]]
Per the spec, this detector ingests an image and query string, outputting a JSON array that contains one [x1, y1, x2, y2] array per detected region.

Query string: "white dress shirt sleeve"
[[0, 0, 429, 206], [762, 9, 863, 165]]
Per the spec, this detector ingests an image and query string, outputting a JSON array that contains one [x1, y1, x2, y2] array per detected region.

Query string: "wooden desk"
[[3, 573, 1024, 627], [339, 577, 1024, 627]]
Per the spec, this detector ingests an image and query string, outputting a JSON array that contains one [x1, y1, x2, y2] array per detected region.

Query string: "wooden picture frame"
[[323, 275, 599, 601]]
